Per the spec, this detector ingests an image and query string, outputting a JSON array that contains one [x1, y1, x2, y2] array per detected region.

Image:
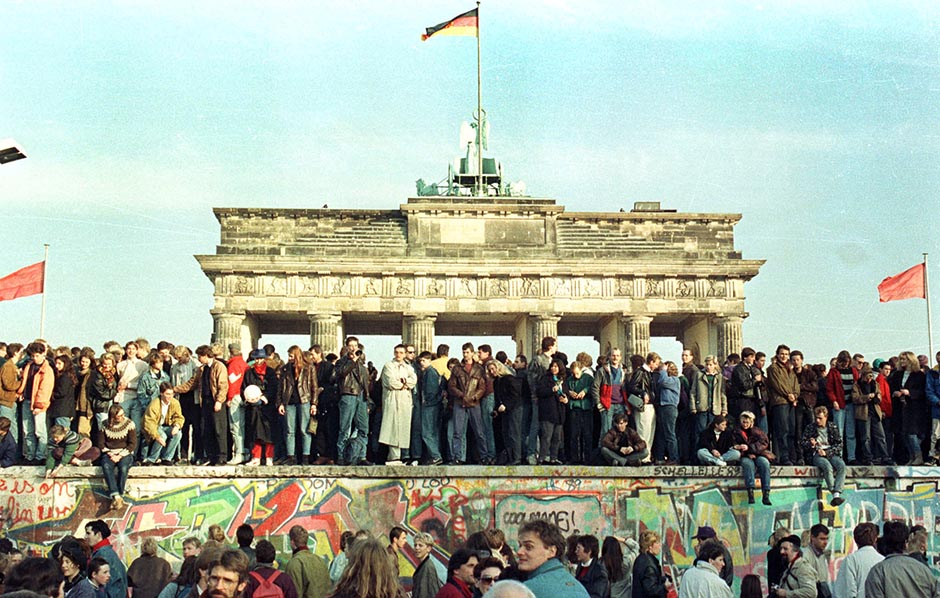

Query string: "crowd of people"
[[0, 516, 937, 598], [1, 335, 939, 507]]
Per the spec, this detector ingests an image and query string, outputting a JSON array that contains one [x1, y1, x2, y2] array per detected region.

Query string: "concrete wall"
[[2, 465, 937, 587]]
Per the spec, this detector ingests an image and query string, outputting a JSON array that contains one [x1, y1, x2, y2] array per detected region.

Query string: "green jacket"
[[286, 548, 331, 598]]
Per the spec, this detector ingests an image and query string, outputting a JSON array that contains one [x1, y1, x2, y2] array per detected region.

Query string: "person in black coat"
[[574, 535, 609, 598], [489, 361, 524, 465], [631, 531, 668, 598], [242, 349, 279, 465], [889, 351, 928, 464], [536, 359, 567, 464]]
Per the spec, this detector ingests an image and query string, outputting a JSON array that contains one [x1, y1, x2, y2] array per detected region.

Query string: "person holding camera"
[[334, 336, 372, 466], [771, 535, 817, 598]]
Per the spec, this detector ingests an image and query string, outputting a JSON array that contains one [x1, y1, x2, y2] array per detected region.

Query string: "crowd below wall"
[[1, 336, 939, 509], [0, 508, 936, 598]]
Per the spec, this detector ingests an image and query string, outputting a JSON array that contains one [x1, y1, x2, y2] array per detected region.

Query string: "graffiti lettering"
[[502, 510, 577, 532]]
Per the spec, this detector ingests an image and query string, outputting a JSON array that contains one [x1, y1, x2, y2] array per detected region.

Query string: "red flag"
[[0, 261, 45, 302], [878, 263, 925, 302]]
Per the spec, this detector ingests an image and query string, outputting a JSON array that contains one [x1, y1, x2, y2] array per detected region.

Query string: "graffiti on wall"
[[2, 467, 939, 581]]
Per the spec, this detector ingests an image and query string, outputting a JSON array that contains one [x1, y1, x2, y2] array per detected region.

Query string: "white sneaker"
[[246, 458, 261, 466], [227, 456, 244, 466], [716, 459, 727, 467], [385, 460, 404, 466]]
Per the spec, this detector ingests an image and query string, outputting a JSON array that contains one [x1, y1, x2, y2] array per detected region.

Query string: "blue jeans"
[[523, 399, 539, 463], [336, 394, 368, 463], [286, 404, 312, 458], [770, 404, 794, 464], [697, 448, 741, 466], [869, 412, 890, 462], [146, 426, 183, 463], [125, 395, 146, 459], [906, 433, 924, 461], [480, 393, 496, 459], [229, 395, 247, 460], [655, 405, 679, 463], [843, 404, 856, 461], [693, 411, 713, 441], [101, 454, 133, 498], [813, 454, 846, 494], [452, 403, 489, 462], [21, 399, 47, 461], [502, 405, 523, 464], [599, 404, 626, 446], [740, 456, 771, 491], [567, 409, 594, 464], [409, 393, 423, 461], [420, 402, 442, 462], [0, 404, 16, 445]]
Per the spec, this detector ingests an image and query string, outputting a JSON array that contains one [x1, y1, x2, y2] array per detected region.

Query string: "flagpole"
[[925, 253, 933, 360], [40, 243, 49, 338], [476, 0, 483, 196]]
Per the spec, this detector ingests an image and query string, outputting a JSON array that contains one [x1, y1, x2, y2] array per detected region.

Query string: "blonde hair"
[[639, 530, 660, 552], [899, 351, 921, 373]]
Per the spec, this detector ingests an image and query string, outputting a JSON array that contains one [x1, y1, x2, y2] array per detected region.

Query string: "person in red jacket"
[[18, 342, 55, 464], [872, 359, 896, 465], [435, 549, 479, 598], [226, 343, 248, 465], [825, 350, 859, 463]]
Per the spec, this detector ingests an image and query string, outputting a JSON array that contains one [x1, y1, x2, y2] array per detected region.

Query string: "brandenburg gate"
[[197, 197, 762, 361]]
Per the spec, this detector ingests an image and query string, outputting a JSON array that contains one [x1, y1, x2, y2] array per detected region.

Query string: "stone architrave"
[[196, 198, 763, 360]]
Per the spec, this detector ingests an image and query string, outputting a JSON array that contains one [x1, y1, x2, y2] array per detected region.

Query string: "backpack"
[[249, 570, 284, 598]]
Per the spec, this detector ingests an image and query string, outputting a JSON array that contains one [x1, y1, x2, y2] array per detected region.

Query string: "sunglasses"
[[480, 576, 499, 584]]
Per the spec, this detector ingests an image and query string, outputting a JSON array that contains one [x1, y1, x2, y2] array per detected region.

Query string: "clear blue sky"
[[2, 1, 939, 365]]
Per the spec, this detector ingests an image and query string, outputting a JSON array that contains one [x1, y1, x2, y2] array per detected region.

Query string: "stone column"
[[715, 314, 745, 363], [211, 311, 245, 356], [309, 312, 342, 356], [530, 314, 561, 356], [598, 316, 624, 358], [403, 314, 437, 354], [622, 315, 653, 358]]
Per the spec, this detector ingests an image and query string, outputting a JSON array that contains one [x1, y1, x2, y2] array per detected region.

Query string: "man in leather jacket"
[[334, 336, 372, 466]]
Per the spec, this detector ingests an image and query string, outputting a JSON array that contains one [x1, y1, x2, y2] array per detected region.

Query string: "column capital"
[[210, 309, 246, 319], [403, 313, 438, 322], [713, 313, 747, 323], [529, 313, 562, 322], [621, 313, 654, 323], [307, 311, 342, 322]]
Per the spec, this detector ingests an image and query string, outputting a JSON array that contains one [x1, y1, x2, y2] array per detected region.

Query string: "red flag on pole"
[[878, 263, 926, 302], [0, 261, 45, 302]]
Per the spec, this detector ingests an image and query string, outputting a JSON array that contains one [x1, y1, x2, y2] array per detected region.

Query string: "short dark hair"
[[448, 548, 478, 578], [255, 540, 276, 564], [389, 526, 406, 543], [462, 342, 475, 352], [26, 342, 46, 356], [882, 520, 909, 554], [790, 350, 803, 360], [195, 345, 213, 358], [613, 413, 628, 425], [577, 535, 599, 559], [540, 336, 556, 352], [810, 524, 829, 538], [88, 556, 110, 578], [235, 524, 254, 547], [5, 557, 65, 597], [418, 351, 433, 361], [159, 382, 175, 394], [0, 416, 10, 433], [853, 523, 878, 548], [775, 344, 790, 355], [339, 531, 354, 551], [518, 521, 565, 563], [697, 539, 725, 562], [478, 344, 492, 355], [86, 520, 111, 539], [436, 344, 450, 357], [741, 347, 755, 359]]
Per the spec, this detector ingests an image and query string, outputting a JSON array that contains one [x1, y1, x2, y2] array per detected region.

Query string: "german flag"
[[421, 8, 478, 41]]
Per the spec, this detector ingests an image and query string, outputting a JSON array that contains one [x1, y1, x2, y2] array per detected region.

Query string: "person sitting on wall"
[[799, 406, 846, 507], [142, 382, 185, 465], [695, 415, 740, 467], [0, 416, 18, 467], [45, 424, 100, 477], [600, 413, 648, 466]]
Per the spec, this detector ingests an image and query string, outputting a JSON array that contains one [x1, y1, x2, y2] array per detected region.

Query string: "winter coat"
[[378, 359, 417, 448]]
